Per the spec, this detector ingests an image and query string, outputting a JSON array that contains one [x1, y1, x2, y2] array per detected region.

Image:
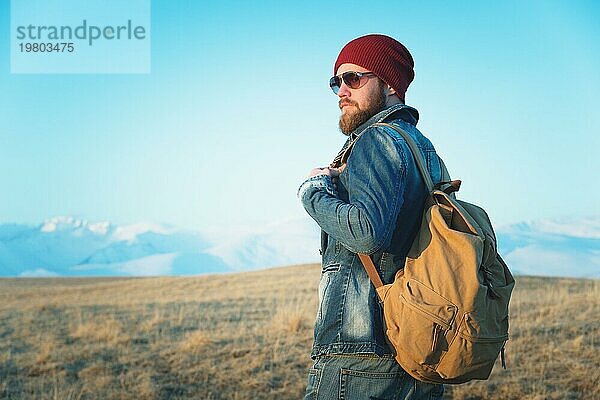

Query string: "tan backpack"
[[356, 122, 515, 384]]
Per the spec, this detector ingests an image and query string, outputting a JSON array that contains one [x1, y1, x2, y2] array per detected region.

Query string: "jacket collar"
[[330, 104, 420, 167], [350, 103, 419, 140]]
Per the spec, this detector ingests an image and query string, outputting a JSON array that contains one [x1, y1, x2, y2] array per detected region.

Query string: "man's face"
[[336, 63, 386, 135]]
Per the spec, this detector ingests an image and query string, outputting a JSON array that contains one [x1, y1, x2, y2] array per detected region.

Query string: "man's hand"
[[307, 165, 345, 178], [307, 165, 346, 191]]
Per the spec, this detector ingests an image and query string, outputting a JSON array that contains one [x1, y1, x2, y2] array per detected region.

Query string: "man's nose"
[[337, 80, 351, 97]]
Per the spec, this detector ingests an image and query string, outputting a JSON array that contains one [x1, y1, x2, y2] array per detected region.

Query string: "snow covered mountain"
[[203, 217, 320, 270], [0, 215, 597, 278], [0, 216, 230, 277]]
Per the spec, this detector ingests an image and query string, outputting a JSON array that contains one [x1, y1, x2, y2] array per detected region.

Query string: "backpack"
[[352, 122, 515, 384]]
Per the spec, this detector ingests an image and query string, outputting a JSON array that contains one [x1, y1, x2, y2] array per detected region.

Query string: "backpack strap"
[[374, 122, 435, 193], [356, 122, 439, 289], [331, 121, 458, 290], [376, 123, 461, 195], [330, 130, 369, 168], [358, 254, 384, 289]]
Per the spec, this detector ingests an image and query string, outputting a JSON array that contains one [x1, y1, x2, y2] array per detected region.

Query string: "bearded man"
[[298, 34, 446, 399]]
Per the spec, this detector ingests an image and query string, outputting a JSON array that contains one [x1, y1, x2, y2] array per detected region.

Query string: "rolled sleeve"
[[297, 174, 337, 201]]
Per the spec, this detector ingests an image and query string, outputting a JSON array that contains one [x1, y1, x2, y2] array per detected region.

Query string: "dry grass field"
[[0, 264, 598, 399]]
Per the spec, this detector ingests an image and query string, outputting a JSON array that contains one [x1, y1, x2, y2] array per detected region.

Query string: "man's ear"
[[384, 84, 397, 97]]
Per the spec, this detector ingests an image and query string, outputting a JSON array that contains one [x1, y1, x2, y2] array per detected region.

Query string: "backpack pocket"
[[435, 312, 508, 381], [385, 279, 457, 367]]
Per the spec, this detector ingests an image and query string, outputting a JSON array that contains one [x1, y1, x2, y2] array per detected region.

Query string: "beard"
[[338, 81, 386, 135]]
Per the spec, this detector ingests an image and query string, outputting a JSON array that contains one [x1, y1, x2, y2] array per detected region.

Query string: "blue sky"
[[0, 0, 598, 232]]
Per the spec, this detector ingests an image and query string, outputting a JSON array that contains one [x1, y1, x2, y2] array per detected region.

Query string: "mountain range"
[[0, 215, 597, 278]]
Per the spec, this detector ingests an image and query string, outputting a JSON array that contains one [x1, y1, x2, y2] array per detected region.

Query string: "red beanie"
[[334, 34, 415, 101]]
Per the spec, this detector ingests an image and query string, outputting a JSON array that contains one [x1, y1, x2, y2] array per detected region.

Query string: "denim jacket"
[[298, 104, 445, 358]]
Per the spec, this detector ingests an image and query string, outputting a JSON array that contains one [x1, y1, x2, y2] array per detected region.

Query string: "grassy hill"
[[0, 265, 598, 399]]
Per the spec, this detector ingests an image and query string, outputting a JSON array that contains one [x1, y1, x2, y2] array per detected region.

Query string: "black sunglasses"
[[329, 71, 376, 94]]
